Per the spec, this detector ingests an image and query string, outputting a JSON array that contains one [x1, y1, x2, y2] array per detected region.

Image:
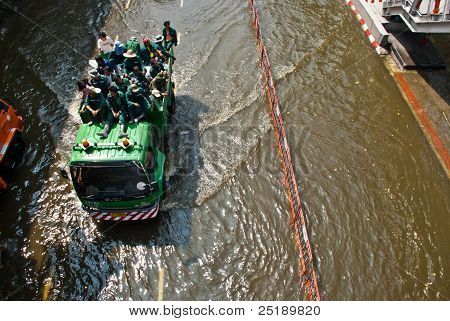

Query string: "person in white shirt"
[[97, 31, 114, 57]]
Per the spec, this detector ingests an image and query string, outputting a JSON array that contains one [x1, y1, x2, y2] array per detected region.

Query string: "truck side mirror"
[[59, 167, 69, 179]]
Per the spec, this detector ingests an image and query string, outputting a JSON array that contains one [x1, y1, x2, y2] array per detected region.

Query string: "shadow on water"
[[41, 95, 208, 300], [96, 95, 208, 246], [0, 0, 110, 299], [0, 3, 67, 300]]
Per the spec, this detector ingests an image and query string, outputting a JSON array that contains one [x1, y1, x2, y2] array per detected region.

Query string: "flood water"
[[0, 0, 448, 300]]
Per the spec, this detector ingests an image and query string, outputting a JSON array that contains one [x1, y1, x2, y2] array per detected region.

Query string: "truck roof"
[[69, 122, 152, 165]]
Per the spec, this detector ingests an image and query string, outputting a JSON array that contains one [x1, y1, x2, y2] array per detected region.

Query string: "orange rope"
[[247, 0, 320, 300]]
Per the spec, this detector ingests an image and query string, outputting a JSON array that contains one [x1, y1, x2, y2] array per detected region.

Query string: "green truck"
[[66, 49, 175, 221]]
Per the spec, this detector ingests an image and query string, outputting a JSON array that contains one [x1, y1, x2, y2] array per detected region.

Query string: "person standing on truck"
[[97, 31, 114, 58], [162, 21, 177, 51], [105, 85, 128, 138], [84, 86, 108, 126], [126, 84, 150, 124], [123, 50, 143, 74], [89, 69, 109, 98]]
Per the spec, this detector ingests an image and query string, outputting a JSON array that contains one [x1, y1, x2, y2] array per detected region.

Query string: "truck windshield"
[[70, 162, 151, 200]]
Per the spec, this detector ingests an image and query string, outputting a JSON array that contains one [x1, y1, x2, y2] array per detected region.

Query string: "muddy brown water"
[[0, 0, 448, 300]]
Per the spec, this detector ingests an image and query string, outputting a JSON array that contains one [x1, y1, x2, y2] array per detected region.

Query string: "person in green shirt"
[[149, 59, 165, 78], [152, 35, 176, 62], [162, 21, 177, 50], [139, 38, 158, 66], [89, 69, 109, 98], [148, 89, 166, 111], [126, 84, 150, 124], [147, 89, 167, 125], [109, 41, 125, 73], [104, 85, 129, 138], [124, 36, 140, 54], [130, 66, 149, 96], [112, 74, 130, 94], [123, 50, 143, 74], [150, 71, 168, 93], [83, 87, 109, 126]]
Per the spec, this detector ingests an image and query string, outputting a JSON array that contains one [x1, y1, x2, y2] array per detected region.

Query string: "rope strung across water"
[[247, 0, 321, 301]]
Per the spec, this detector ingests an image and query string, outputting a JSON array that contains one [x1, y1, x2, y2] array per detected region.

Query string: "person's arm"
[[84, 96, 95, 113], [107, 36, 114, 50], [85, 104, 96, 114], [172, 28, 178, 45], [106, 97, 116, 117], [120, 95, 128, 115], [79, 90, 88, 112], [126, 92, 139, 108]]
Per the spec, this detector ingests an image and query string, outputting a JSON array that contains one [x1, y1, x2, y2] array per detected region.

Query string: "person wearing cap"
[[152, 35, 173, 62], [94, 55, 113, 75], [149, 88, 167, 111], [124, 36, 140, 54], [97, 31, 114, 58], [89, 69, 109, 98], [126, 84, 150, 124], [123, 49, 143, 74], [130, 66, 149, 95], [162, 21, 177, 50], [105, 85, 128, 138], [147, 89, 168, 124], [108, 41, 125, 73], [113, 74, 130, 94], [139, 37, 158, 65], [84, 87, 109, 126], [149, 59, 165, 78]]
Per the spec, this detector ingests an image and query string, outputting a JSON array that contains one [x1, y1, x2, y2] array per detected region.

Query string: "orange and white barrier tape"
[[345, 0, 385, 55], [248, 0, 320, 301]]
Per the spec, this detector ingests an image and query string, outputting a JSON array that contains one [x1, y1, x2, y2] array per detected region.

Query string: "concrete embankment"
[[383, 35, 450, 177]]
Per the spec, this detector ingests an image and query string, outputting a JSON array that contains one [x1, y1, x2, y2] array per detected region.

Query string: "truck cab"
[[69, 122, 165, 221]]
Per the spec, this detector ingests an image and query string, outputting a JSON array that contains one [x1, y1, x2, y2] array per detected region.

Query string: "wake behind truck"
[[65, 47, 175, 221]]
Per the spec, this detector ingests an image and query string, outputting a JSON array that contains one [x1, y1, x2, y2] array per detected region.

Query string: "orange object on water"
[[0, 98, 24, 192], [0, 98, 24, 164], [0, 176, 6, 190]]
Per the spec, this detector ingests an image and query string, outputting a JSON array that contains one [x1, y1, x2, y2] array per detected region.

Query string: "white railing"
[[384, 0, 450, 22]]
